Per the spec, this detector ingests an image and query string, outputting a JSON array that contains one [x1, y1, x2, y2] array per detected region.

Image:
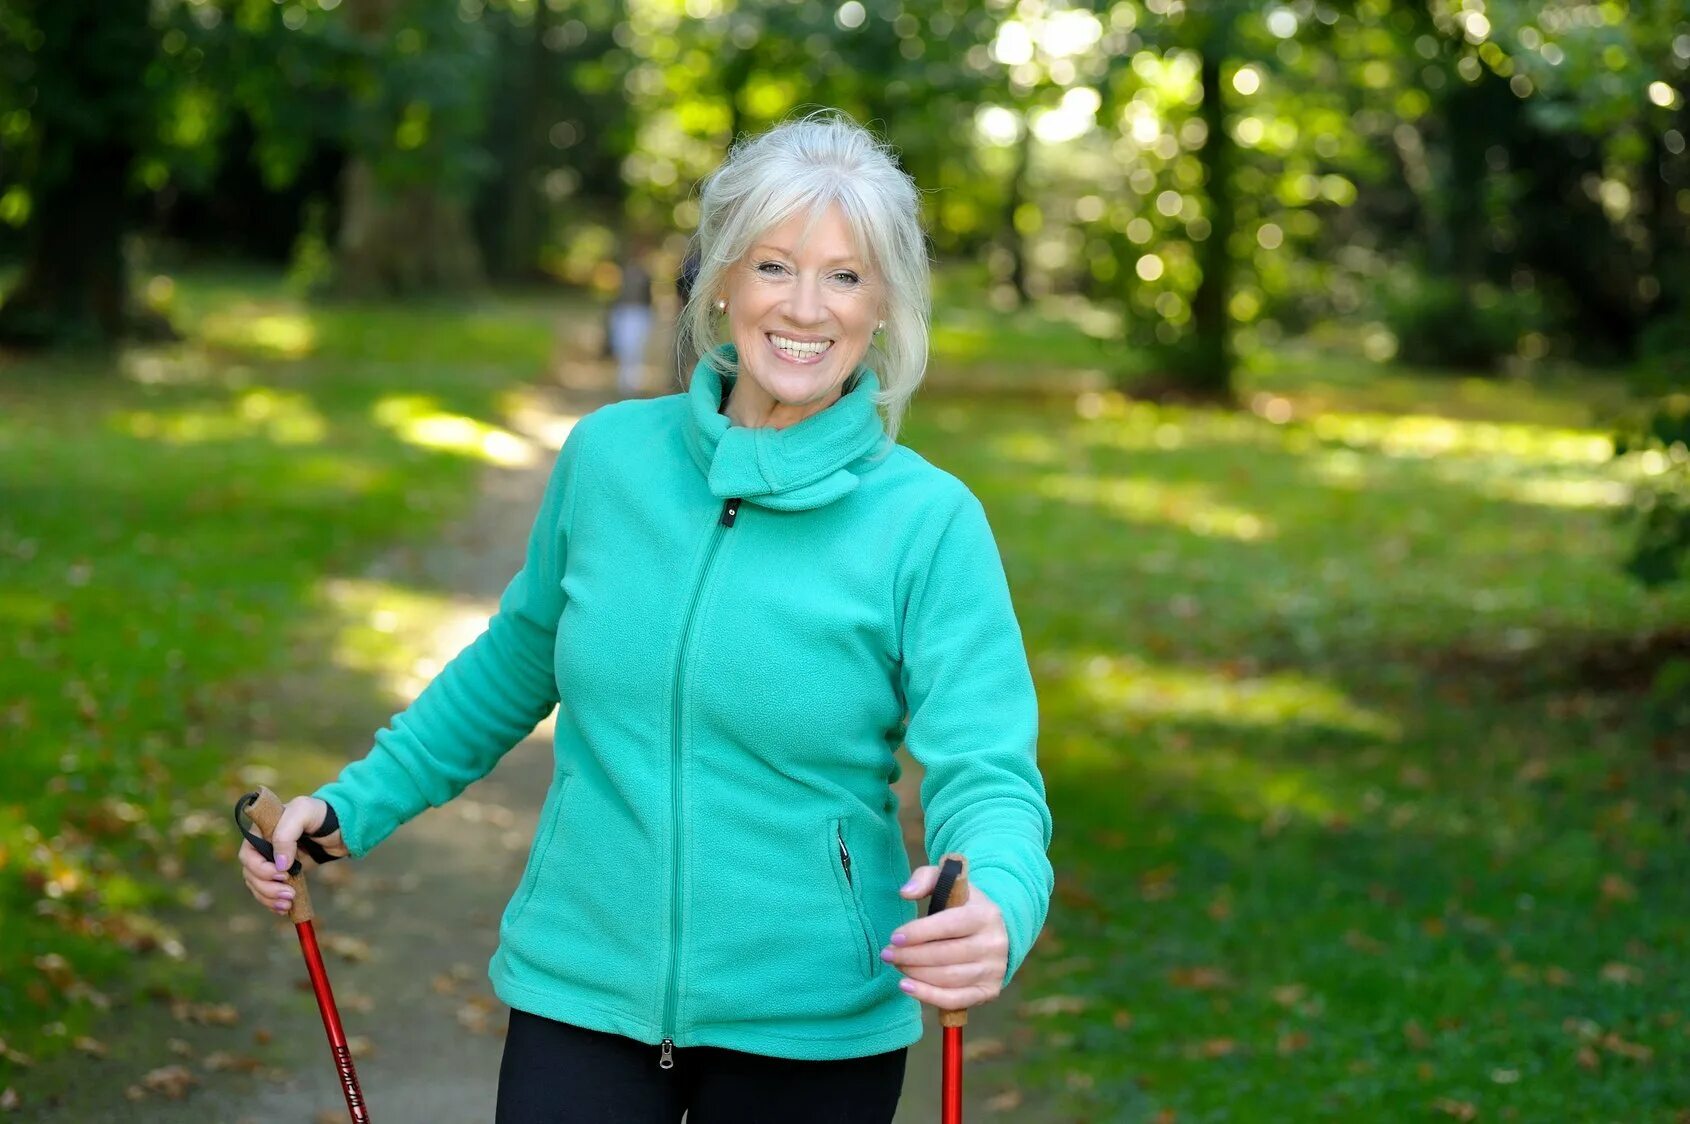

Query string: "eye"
[[755, 260, 788, 276], [831, 270, 862, 286]]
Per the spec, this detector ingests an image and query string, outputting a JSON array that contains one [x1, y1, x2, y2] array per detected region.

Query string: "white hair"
[[677, 110, 931, 442]]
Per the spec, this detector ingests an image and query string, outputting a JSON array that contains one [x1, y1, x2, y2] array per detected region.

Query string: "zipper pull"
[[659, 1037, 675, 1070], [720, 498, 741, 527], [838, 830, 853, 886]]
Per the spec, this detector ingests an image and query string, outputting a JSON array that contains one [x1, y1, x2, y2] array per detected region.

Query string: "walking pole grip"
[[246, 786, 316, 924], [930, 854, 970, 1029]]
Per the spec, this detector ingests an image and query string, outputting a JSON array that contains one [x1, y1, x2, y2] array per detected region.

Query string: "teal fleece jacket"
[[315, 355, 1054, 1061]]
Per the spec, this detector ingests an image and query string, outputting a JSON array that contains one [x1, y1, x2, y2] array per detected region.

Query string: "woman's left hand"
[[881, 865, 1008, 1011]]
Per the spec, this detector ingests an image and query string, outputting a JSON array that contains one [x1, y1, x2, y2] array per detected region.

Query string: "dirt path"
[[18, 357, 1036, 1121]]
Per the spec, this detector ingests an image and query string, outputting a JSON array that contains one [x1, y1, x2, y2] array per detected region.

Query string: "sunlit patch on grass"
[[199, 306, 319, 359], [115, 388, 328, 445], [1037, 473, 1274, 541], [371, 394, 549, 467], [1479, 475, 1632, 509], [992, 430, 1065, 465], [1041, 651, 1399, 740], [321, 577, 499, 706], [1307, 411, 1612, 464]]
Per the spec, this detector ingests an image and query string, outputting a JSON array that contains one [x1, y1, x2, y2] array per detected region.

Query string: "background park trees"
[[0, 0, 1683, 392]]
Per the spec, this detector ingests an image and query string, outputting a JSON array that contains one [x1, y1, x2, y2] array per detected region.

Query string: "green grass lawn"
[[902, 367, 1690, 1120], [2, 270, 1685, 1119], [0, 272, 581, 1078]]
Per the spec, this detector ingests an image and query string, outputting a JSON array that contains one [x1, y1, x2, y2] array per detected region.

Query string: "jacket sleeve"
[[311, 415, 591, 857], [899, 491, 1054, 987]]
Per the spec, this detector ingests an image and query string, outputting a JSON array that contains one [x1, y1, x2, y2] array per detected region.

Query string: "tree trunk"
[[336, 158, 486, 297], [333, 0, 484, 296], [1183, 31, 1236, 399], [1000, 122, 1033, 307], [0, 0, 154, 347]]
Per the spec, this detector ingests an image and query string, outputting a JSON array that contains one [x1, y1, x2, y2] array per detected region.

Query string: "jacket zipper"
[[660, 496, 741, 1070], [836, 822, 876, 976]]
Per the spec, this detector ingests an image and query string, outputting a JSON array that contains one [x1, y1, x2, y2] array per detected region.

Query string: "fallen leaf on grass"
[[129, 1065, 198, 1101], [1343, 930, 1385, 955], [323, 934, 371, 962], [984, 1088, 1022, 1113], [202, 1052, 265, 1073], [1601, 1033, 1653, 1062], [167, 1038, 194, 1057], [431, 974, 458, 995], [71, 1036, 106, 1057], [0, 1088, 19, 1111], [345, 1036, 374, 1059], [338, 992, 375, 1014], [1017, 995, 1086, 1017], [964, 1037, 1005, 1061], [1432, 1097, 1477, 1120], [1600, 962, 1643, 985], [1168, 966, 1230, 991], [1600, 873, 1636, 903], [1188, 1039, 1237, 1059], [1270, 984, 1306, 1007], [1277, 1031, 1310, 1055], [170, 1000, 239, 1026]]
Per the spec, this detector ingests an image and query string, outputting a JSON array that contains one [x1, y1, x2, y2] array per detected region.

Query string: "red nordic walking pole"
[[926, 853, 970, 1124], [235, 787, 371, 1123]]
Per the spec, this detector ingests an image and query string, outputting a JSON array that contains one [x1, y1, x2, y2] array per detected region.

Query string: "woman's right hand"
[[237, 795, 344, 915]]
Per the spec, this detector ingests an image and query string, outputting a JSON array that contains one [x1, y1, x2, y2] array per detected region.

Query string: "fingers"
[[889, 901, 992, 946], [896, 977, 997, 1012], [881, 934, 987, 969], [238, 841, 296, 915], [899, 865, 939, 899], [269, 796, 325, 874]]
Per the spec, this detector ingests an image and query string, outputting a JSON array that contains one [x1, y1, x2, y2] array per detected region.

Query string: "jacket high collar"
[[683, 347, 889, 512]]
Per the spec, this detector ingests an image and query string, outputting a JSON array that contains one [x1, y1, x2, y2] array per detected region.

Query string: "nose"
[[785, 271, 825, 326]]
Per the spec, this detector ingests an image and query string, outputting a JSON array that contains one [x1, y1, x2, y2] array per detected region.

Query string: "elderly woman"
[[240, 112, 1053, 1123]]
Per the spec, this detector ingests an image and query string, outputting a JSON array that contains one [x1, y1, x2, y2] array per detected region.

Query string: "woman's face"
[[720, 203, 880, 428]]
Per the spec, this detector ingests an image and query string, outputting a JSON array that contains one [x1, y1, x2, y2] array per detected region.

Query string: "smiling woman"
[[717, 204, 883, 428], [676, 110, 931, 440], [247, 110, 1054, 1124]]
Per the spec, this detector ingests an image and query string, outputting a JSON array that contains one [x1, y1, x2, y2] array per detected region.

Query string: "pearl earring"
[[876, 320, 885, 332], [715, 298, 727, 313]]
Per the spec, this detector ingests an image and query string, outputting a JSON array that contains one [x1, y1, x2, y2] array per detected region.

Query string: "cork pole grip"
[[248, 786, 316, 924], [936, 853, 970, 1029]]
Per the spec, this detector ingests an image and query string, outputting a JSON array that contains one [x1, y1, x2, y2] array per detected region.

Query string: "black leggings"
[[495, 1009, 908, 1123]]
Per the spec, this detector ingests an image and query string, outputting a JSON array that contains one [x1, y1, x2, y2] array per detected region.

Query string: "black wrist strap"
[[232, 793, 344, 874]]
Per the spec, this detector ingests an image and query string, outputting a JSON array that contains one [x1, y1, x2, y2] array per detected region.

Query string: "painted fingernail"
[[899, 980, 915, 993], [890, 933, 907, 946], [880, 948, 895, 962], [901, 881, 918, 893]]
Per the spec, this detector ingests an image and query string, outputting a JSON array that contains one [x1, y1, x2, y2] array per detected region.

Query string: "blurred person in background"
[[608, 237, 655, 397]]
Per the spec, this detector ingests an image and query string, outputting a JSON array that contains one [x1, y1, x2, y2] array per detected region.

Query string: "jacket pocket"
[[829, 818, 880, 980], [506, 773, 572, 930]]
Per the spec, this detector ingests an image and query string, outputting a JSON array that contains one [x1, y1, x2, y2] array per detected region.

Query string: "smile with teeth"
[[769, 333, 833, 361]]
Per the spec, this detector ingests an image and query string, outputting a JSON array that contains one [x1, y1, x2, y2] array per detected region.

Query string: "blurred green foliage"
[[2, 0, 1687, 390]]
